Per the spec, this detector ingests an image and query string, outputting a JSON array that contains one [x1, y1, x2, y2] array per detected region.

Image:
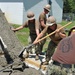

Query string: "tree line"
[[63, 0, 75, 13]]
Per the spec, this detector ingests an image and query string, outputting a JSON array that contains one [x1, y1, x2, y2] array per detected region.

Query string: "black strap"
[[53, 61, 75, 68]]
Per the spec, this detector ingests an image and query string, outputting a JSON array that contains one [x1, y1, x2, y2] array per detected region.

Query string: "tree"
[[63, 0, 75, 13]]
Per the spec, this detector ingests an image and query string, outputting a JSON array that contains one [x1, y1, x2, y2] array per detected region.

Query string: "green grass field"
[[12, 24, 29, 46], [12, 21, 75, 51]]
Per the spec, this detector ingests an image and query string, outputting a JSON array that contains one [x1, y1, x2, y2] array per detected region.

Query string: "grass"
[[12, 24, 29, 46], [60, 20, 75, 29], [12, 21, 75, 51]]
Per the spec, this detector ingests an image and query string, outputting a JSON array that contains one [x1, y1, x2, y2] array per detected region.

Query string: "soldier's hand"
[[56, 29, 60, 33], [11, 28, 18, 32]]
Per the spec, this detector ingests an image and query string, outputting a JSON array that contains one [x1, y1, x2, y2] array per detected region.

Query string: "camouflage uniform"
[[45, 62, 75, 75], [34, 16, 66, 64], [35, 4, 51, 55], [42, 24, 65, 62], [12, 11, 40, 57], [46, 40, 57, 61], [23, 20, 40, 53], [35, 12, 47, 55]]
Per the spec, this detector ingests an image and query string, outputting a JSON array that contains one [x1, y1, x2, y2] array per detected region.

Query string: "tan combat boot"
[[25, 52, 29, 58], [35, 54, 39, 60], [22, 53, 29, 61], [42, 58, 49, 65], [23, 51, 29, 58]]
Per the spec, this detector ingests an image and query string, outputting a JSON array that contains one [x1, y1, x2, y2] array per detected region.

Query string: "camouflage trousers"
[[45, 62, 75, 75], [35, 38, 46, 54], [28, 33, 46, 54], [46, 40, 57, 61], [35, 34, 46, 55]]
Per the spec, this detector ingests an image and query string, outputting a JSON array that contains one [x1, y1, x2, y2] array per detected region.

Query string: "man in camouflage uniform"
[[45, 26, 75, 75], [33, 16, 66, 65], [35, 4, 51, 60], [12, 11, 40, 58]]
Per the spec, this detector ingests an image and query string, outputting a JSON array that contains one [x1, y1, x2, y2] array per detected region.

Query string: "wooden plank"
[[25, 58, 47, 71]]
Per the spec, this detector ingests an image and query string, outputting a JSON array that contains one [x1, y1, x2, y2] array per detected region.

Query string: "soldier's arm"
[[35, 21, 40, 36], [40, 20, 46, 28], [58, 32, 66, 38], [33, 26, 48, 44], [12, 25, 24, 32], [12, 21, 28, 32], [39, 14, 46, 28], [56, 28, 66, 38], [33, 32, 43, 44]]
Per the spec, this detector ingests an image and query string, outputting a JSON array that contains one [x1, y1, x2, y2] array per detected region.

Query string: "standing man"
[[35, 4, 51, 60], [33, 16, 66, 65], [45, 26, 75, 75], [12, 11, 40, 58]]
